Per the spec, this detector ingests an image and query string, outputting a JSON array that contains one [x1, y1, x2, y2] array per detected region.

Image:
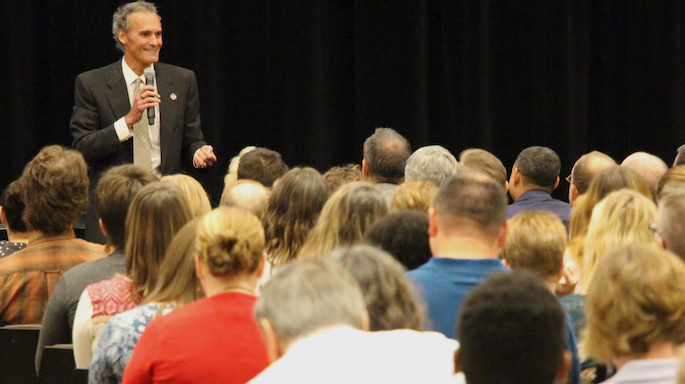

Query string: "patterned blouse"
[[0, 240, 27, 259], [89, 303, 176, 384]]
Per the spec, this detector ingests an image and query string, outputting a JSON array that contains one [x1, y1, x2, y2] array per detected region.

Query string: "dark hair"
[[21, 145, 89, 235], [458, 270, 566, 384], [363, 128, 411, 184], [363, 210, 431, 270], [513, 146, 561, 189], [237, 147, 289, 187], [459, 148, 507, 188], [0, 180, 28, 232], [433, 172, 507, 238], [95, 165, 157, 248]]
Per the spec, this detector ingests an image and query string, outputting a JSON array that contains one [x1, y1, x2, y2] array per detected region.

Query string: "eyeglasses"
[[649, 223, 658, 235], [565, 174, 572, 184]]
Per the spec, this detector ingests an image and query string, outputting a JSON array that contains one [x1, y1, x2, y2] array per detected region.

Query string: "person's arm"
[[35, 277, 71, 374], [182, 71, 215, 169], [72, 289, 95, 368]]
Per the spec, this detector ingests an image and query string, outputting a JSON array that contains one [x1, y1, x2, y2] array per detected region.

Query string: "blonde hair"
[[196, 207, 265, 276], [299, 182, 387, 259], [584, 244, 685, 363], [160, 174, 211, 218], [501, 211, 566, 283], [389, 180, 437, 214], [223, 146, 256, 186], [580, 189, 657, 294]]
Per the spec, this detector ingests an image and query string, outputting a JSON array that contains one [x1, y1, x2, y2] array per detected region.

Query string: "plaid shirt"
[[0, 233, 106, 325]]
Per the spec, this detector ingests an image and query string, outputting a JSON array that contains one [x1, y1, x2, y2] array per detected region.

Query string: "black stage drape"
[[2, 1, 684, 204]]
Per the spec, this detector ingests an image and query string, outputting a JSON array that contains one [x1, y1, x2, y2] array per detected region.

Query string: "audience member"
[[389, 180, 437, 213], [363, 210, 431, 270], [404, 145, 457, 186], [458, 148, 508, 190], [656, 165, 685, 202], [408, 171, 508, 338], [248, 259, 458, 383], [673, 144, 685, 167], [122, 207, 269, 384], [220, 179, 271, 218], [508, 146, 570, 224], [0, 145, 106, 325], [73, 181, 193, 368], [655, 189, 685, 261], [567, 151, 616, 203], [362, 128, 411, 204], [621, 151, 668, 198], [0, 180, 35, 257], [584, 244, 685, 383], [89, 218, 203, 384], [36, 164, 155, 372], [299, 181, 387, 259], [224, 145, 256, 186], [160, 174, 211, 217], [456, 270, 572, 384], [322, 163, 362, 193], [329, 244, 424, 331], [237, 147, 289, 188]]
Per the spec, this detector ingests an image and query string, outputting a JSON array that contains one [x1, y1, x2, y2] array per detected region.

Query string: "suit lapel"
[[105, 61, 130, 121], [156, 63, 177, 172]]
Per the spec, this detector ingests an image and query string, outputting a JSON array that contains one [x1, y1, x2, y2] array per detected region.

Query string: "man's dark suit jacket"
[[70, 60, 207, 178]]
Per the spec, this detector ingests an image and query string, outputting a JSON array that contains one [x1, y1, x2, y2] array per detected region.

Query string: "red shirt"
[[122, 292, 269, 384]]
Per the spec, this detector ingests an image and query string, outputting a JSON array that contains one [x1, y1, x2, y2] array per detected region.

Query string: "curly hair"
[[1, 180, 28, 232], [389, 180, 436, 214]]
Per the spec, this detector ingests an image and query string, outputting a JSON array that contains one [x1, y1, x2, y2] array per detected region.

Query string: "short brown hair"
[[389, 180, 437, 214], [459, 148, 507, 188], [584, 244, 685, 363], [323, 164, 362, 193], [21, 145, 89, 235], [95, 165, 156, 248], [1, 180, 28, 232], [501, 211, 566, 283]]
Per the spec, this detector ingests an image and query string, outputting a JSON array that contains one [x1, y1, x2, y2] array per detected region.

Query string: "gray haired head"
[[404, 145, 458, 186], [112, 1, 160, 52]]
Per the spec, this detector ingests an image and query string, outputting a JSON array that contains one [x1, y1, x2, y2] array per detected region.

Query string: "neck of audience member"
[[430, 226, 504, 260], [31, 227, 75, 242], [613, 341, 678, 371], [514, 182, 553, 201], [201, 271, 259, 297], [5, 228, 38, 244]]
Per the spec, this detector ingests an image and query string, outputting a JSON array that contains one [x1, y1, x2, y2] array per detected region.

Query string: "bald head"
[[569, 151, 616, 202], [220, 179, 270, 218], [621, 152, 668, 197]]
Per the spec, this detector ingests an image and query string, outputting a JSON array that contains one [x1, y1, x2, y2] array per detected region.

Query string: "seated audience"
[[160, 174, 211, 217], [389, 180, 437, 213], [0, 180, 35, 257], [237, 147, 289, 188], [584, 244, 685, 383], [566, 151, 616, 203], [656, 189, 685, 261], [329, 244, 424, 331], [122, 207, 269, 384], [90, 219, 203, 384], [224, 145, 256, 186], [404, 145, 457, 186], [299, 181, 387, 259], [456, 270, 572, 384], [458, 148, 508, 190], [322, 163, 362, 193], [363, 210, 431, 270], [220, 179, 271, 218], [362, 127, 412, 204], [409, 171, 508, 339], [248, 259, 458, 383], [36, 164, 155, 372], [73, 181, 193, 368], [621, 151, 668, 198], [0, 145, 106, 325]]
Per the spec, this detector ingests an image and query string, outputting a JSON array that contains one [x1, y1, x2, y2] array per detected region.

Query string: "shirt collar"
[[121, 58, 154, 85]]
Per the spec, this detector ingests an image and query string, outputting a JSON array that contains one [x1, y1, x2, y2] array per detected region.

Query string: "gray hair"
[[112, 1, 159, 52], [404, 145, 458, 185], [255, 259, 366, 344], [657, 190, 685, 261]]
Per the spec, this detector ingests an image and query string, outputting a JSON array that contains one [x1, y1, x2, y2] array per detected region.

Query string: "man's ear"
[[495, 221, 508, 249], [569, 184, 578, 203], [117, 29, 127, 46], [362, 159, 371, 180], [504, 180, 509, 193], [553, 176, 560, 190], [555, 350, 572, 384], [428, 207, 438, 238], [258, 318, 284, 363], [98, 218, 109, 238], [453, 348, 463, 374], [0, 206, 6, 226], [256, 252, 267, 279]]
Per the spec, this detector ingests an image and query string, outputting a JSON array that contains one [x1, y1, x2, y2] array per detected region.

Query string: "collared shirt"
[[0, 234, 105, 325], [113, 59, 161, 175], [602, 358, 678, 383], [508, 190, 571, 224]]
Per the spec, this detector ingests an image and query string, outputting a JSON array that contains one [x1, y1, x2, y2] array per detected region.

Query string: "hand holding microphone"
[[124, 68, 161, 129]]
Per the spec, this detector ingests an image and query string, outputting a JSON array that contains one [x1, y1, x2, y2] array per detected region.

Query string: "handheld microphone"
[[143, 67, 156, 125]]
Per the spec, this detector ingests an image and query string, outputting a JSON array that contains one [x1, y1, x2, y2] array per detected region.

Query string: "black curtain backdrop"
[[2, 1, 684, 204]]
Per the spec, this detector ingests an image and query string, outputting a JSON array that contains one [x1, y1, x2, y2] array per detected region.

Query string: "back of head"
[[1, 180, 29, 233], [196, 207, 265, 277], [255, 258, 366, 344], [363, 128, 411, 184], [501, 211, 566, 284], [676, 144, 685, 167], [263, 167, 329, 266], [323, 164, 362, 193], [656, 165, 685, 202], [433, 172, 507, 239], [363, 210, 431, 270], [458, 270, 566, 384], [404, 145, 457, 185], [621, 152, 668, 197], [329, 244, 424, 331], [237, 147, 289, 188], [458, 148, 507, 188], [125, 181, 194, 297], [160, 174, 211, 218], [224, 146, 256, 185], [220, 179, 271, 218], [389, 180, 437, 214], [656, 190, 685, 261], [95, 165, 157, 249], [570, 151, 616, 195], [513, 146, 561, 189], [21, 145, 89, 235], [584, 244, 685, 363]]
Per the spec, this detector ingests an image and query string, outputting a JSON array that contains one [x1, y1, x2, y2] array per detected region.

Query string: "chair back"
[[0, 324, 41, 384], [37, 344, 75, 384]]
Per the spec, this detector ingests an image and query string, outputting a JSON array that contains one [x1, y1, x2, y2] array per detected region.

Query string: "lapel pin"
[[170, 93, 177, 101]]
